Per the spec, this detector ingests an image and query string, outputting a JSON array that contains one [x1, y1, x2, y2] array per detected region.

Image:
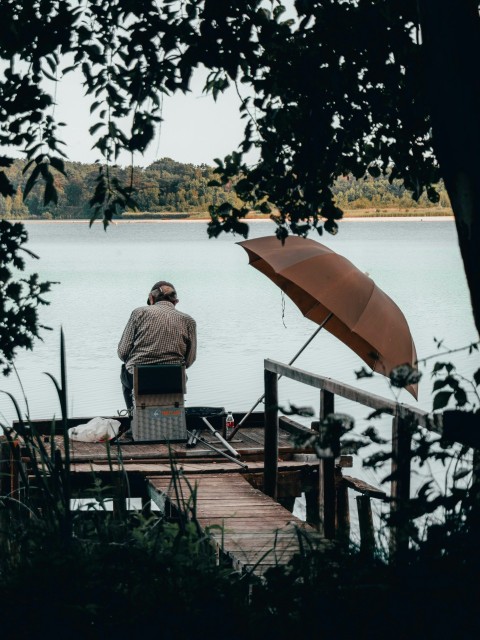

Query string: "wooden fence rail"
[[263, 358, 443, 561]]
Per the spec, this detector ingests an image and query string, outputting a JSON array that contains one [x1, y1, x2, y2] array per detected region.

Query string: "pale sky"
[[2, 2, 300, 169], [52, 66, 253, 168]]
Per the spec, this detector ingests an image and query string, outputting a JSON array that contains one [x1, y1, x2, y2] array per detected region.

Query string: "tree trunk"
[[418, 0, 480, 338]]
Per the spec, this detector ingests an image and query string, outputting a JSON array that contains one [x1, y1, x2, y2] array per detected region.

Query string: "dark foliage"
[[251, 543, 480, 639], [0, 1, 446, 230], [1, 1, 479, 334], [0, 219, 53, 374], [0, 519, 252, 640]]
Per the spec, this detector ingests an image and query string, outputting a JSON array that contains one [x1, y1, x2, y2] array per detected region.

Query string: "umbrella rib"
[[349, 281, 377, 334]]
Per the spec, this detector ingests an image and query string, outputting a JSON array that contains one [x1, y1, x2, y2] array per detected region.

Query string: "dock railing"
[[263, 358, 444, 560]]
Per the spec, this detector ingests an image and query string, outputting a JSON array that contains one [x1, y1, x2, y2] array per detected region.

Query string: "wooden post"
[[0, 440, 10, 499], [10, 441, 21, 502], [113, 484, 127, 518], [305, 423, 320, 528], [264, 368, 279, 499], [0, 439, 21, 543], [336, 475, 351, 543], [141, 478, 152, 518], [356, 495, 375, 558], [389, 413, 412, 562], [320, 456, 336, 538], [470, 448, 480, 539], [318, 389, 336, 538], [112, 474, 128, 519], [320, 389, 335, 421], [0, 441, 10, 547], [278, 496, 296, 512]]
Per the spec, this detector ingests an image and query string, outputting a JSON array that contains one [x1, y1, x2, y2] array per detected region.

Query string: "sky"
[[51, 66, 253, 168], [2, 2, 300, 169]]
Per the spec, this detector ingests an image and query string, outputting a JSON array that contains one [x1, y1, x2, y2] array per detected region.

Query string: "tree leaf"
[[89, 122, 105, 136], [23, 164, 42, 200], [50, 157, 67, 176], [474, 369, 480, 387], [432, 379, 448, 392], [0, 172, 15, 197], [433, 390, 453, 410], [454, 387, 468, 407], [0, 156, 14, 168]]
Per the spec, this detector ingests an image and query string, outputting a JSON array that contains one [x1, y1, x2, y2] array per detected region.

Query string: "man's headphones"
[[147, 287, 162, 305], [147, 285, 176, 305]]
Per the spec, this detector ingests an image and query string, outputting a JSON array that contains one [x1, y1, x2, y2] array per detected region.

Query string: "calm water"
[[1, 219, 478, 441]]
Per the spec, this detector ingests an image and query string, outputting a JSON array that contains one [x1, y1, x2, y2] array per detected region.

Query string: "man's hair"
[[148, 280, 178, 304]]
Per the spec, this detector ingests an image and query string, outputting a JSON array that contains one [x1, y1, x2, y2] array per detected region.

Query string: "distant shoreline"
[[17, 215, 454, 224]]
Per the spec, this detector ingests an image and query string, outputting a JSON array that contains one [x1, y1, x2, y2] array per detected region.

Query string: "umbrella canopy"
[[238, 235, 418, 399]]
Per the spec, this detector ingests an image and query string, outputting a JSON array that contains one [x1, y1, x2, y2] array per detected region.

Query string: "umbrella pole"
[[227, 312, 333, 441]]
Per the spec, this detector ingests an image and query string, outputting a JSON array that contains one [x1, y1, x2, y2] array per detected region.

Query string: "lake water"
[[1, 219, 478, 491]]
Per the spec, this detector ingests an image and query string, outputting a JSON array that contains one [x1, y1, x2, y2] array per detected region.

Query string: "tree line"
[[0, 157, 450, 220]]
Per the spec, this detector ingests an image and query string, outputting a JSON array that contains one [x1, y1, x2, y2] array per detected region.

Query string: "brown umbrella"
[[238, 235, 418, 399]]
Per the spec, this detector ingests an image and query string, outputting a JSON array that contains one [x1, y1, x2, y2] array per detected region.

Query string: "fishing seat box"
[[132, 364, 187, 442]]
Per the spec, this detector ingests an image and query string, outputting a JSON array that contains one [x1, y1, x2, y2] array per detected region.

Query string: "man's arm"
[[184, 318, 197, 368], [117, 312, 136, 362]]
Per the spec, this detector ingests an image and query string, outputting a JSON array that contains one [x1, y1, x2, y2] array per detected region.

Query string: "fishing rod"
[[227, 312, 333, 441], [186, 429, 248, 469]]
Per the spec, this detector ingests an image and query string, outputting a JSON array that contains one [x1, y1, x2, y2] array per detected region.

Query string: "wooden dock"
[[7, 351, 438, 568], [2, 412, 331, 576], [2, 355, 476, 574], [1, 398, 392, 568], [148, 472, 318, 575]]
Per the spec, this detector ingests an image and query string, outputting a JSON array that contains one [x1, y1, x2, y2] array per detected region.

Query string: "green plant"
[[353, 344, 480, 554], [0, 219, 54, 375], [0, 335, 254, 638]]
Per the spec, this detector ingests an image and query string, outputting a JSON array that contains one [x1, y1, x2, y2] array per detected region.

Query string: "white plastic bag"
[[68, 417, 121, 442]]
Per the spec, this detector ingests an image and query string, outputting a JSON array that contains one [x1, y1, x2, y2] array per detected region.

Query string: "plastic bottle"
[[225, 411, 235, 431]]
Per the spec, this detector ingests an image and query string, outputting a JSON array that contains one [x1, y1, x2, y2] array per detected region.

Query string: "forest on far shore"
[[0, 156, 452, 220]]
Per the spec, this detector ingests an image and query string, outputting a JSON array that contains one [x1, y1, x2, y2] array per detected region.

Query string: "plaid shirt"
[[118, 301, 197, 373]]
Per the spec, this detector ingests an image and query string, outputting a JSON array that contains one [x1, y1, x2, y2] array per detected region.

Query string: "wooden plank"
[[243, 469, 303, 497], [40, 442, 298, 464], [212, 539, 302, 550], [65, 459, 321, 476], [236, 431, 265, 446], [338, 455, 353, 468], [278, 416, 312, 438], [195, 509, 290, 517], [341, 475, 387, 499], [265, 359, 432, 429], [148, 472, 319, 575]]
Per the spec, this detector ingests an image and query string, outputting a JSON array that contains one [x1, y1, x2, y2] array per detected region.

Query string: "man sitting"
[[117, 280, 197, 415]]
